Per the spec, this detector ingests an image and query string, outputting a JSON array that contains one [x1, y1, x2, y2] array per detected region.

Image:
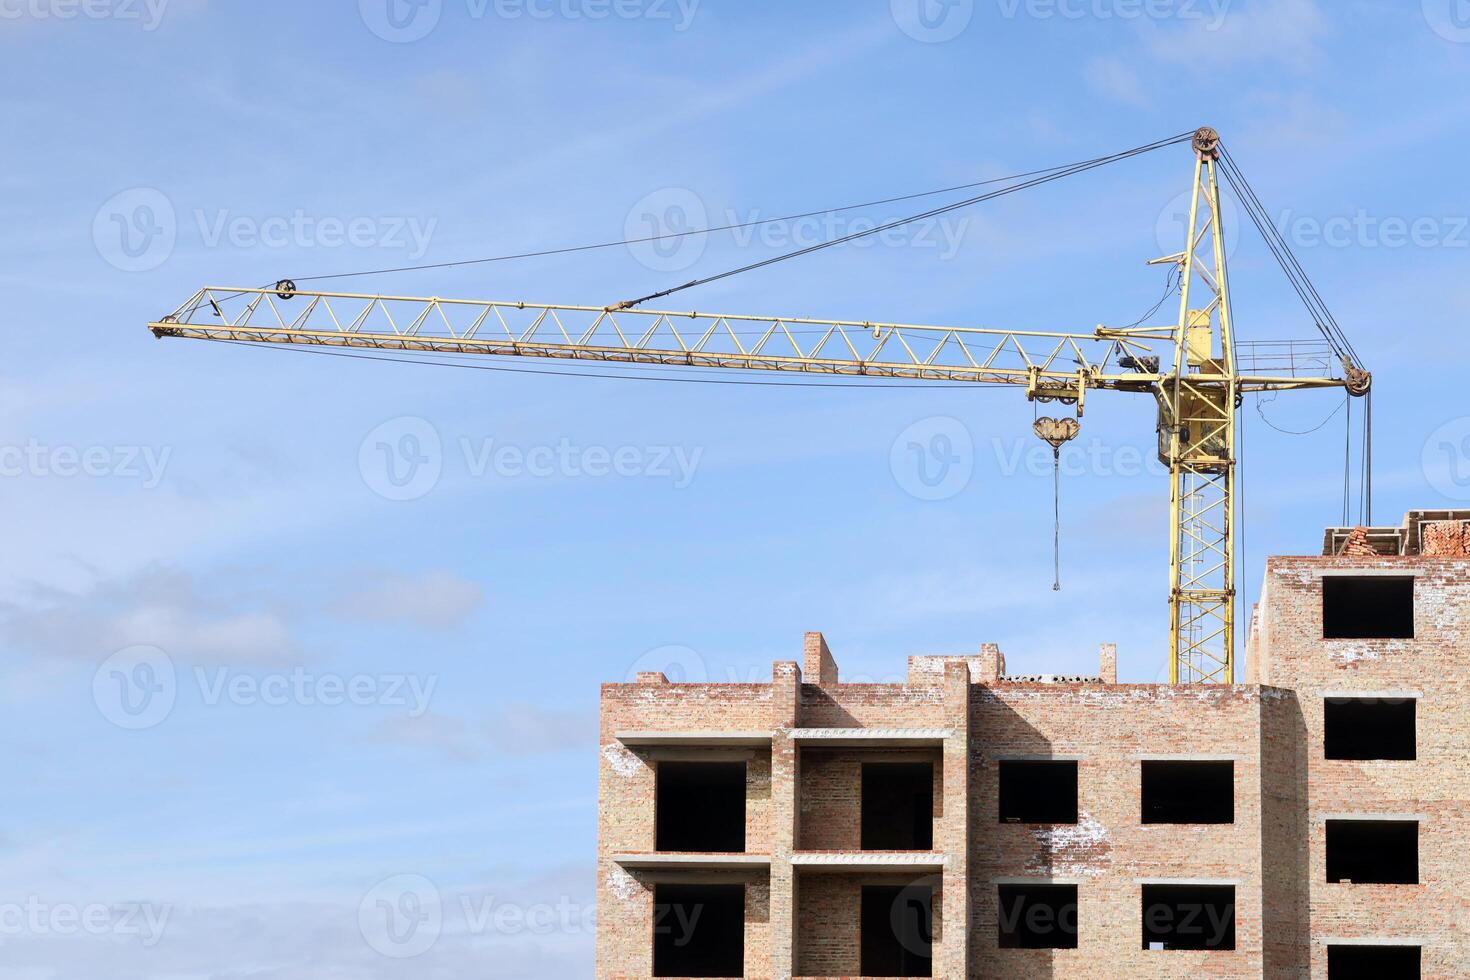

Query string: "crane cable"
[[611, 132, 1196, 310], [273, 138, 1188, 287], [1217, 144, 1373, 522], [1216, 147, 1360, 365]]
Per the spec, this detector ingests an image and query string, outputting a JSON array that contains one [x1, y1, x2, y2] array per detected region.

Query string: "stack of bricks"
[[1420, 519, 1470, 556], [1338, 525, 1379, 557]]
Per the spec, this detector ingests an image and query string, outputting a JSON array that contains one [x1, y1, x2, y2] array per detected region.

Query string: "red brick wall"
[[597, 554, 1470, 978]]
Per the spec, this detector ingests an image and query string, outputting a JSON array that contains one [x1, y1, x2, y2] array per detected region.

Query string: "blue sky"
[[2, 0, 1469, 976]]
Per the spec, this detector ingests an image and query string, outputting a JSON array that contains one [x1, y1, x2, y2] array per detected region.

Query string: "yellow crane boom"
[[147, 127, 1369, 685]]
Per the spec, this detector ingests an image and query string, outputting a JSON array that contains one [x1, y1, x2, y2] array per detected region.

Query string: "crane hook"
[[1033, 417, 1080, 592]]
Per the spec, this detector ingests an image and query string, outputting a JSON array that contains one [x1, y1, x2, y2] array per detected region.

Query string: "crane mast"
[[148, 127, 1368, 684]]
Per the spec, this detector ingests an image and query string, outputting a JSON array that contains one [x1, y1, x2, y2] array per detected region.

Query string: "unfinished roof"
[[1321, 509, 1470, 557]]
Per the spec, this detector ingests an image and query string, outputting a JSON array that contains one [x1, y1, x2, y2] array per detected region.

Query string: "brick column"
[[937, 660, 972, 976], [769, 660, 802, 979], [978, 642, 1005, 683]]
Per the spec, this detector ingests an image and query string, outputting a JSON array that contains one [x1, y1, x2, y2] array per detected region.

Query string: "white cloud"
[[0, 564, 296, 665], [329, 569, 485, 630], [1141, 0, 1328, 72], [371, 704, 595, 762], [0, 880, 594, 980]]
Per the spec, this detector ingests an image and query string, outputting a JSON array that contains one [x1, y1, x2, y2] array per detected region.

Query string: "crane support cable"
[[279, 140, 1186, 287], [1215, 146, 1361, 366], [611, 132, 1196, 309]]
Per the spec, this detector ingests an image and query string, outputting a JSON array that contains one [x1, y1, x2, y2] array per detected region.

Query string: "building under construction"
[[595, 511, 1470, 979]]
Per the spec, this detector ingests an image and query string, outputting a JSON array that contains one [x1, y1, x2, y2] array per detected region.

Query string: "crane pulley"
[[147, 127, 1370, 685]]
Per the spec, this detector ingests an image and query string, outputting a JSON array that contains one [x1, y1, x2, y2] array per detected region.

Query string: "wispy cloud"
[[329, 569, 485, 631], [371, 704, 595, 762], [1141, 0, 1329, 72], [0, 564, 297, 665]]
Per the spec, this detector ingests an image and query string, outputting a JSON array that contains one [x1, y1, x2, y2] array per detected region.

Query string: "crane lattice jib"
[[146, 127, 1368, 685]]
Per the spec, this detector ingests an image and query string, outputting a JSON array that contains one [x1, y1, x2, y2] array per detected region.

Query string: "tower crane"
[[147, 127, 1370, 685]]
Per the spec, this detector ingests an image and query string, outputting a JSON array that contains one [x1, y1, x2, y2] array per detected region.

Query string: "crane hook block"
[[1033, 417, 1081, 451]]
